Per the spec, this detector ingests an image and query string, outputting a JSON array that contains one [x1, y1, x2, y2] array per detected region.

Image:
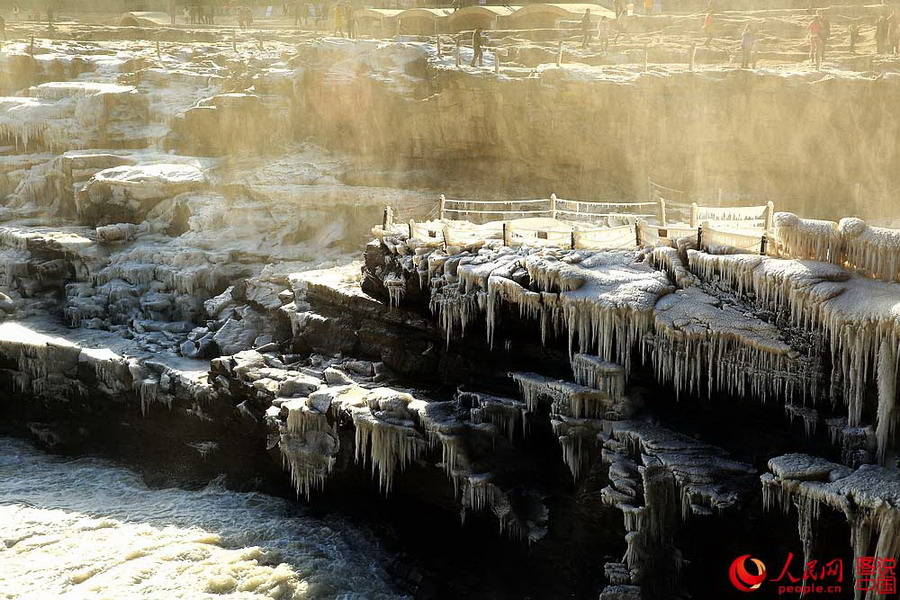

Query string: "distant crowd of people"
[[700, 3, 900, 71]]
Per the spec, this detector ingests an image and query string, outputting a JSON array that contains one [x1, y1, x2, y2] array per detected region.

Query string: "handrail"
[[443, 198, 550, 205]]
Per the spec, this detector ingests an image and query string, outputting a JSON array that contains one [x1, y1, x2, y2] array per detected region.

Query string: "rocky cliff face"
[[292, 40, 900, 225]]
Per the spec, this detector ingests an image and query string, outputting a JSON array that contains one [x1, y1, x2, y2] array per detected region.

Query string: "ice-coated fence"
[[386, 186, 781, 254], [439, 197, 553, 222], [773, 213, 900, 283], [700, 225, 769, 255], [438, 194, 663, 225]]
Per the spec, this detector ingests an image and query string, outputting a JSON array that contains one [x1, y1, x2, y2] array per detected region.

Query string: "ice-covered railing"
[[635, 221, 697, 248], [438, 195, 553, 224], [404, 217, 774, 255], [647, 180, 775, 231], [695, 203, 774, 233], [439, 194, 667, 225], [773, 213, 900, 283], [405, 217, 637, 251], [553, 196, 663, 226], [700, 225, 769, 255]]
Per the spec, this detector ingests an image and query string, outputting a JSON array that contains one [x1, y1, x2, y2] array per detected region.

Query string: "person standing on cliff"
[[819, 10, 831, 56], [597, 16, 610, 52], [581, 9, 591, 48], [347, 3, 356, 39], [470, 28, 484, 67], [333, 2, 345, 37], [875, 15, 887, 54], [808, 11, 826, 68], [888, 11, 899, 54], [740, 23, 756, 68], [702, 11, 714, 46], [849, 24, 860, 54]]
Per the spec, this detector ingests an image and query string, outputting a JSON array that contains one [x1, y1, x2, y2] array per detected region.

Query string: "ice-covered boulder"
[[75, 164, 207, 225]]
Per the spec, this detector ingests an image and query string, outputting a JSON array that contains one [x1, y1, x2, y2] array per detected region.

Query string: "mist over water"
[[0, 436, 404, 600]]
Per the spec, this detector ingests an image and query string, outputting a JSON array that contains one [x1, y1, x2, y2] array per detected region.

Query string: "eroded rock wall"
[[292, 43, 900, 224]]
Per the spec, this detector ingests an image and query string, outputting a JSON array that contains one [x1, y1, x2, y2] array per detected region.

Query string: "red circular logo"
[[729, 555, 767, 592]]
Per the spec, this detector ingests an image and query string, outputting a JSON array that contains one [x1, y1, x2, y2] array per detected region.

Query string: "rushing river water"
[[0, 437, 405, 600]]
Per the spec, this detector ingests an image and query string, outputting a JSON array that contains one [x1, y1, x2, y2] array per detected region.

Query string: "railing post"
[[697, 225, 703, 250], [657, 198, 667, 226], [689, 202, 698, 228], [550, 193, 557, 220], [557, 40, 563, 66], [570, 230, 576, 250], [764, 201, 774, 233], [408, 219, 414, 239], [760, 233, 768, 256], [502, 222, 509, 246], [635, 222, 642, 247], [439, 194, 446, 220], [442, 224, 450, 250], [382, 205, 394, 229]]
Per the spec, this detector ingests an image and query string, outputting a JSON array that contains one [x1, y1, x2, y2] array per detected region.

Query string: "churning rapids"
[[0, 437, 404, 600]]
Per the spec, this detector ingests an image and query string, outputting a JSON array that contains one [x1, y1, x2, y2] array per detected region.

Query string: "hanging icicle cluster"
[[688, 250, 900, 463], [773, 212, 843, 262], [762, 454, 900, 600], [645, 286, 817, 402], [599, 421, 755, 593], [839, 217, 900, 283]]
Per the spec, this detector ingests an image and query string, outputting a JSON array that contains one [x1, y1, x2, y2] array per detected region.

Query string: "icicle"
[[839, 218, 900, 283], [279, 429, 338, 500], [876, 338, 898, 463], [383, 272, 405, 308], [352, 406, 427, 493], [571, 354, 625, 399], [773, 213, 842, 262]]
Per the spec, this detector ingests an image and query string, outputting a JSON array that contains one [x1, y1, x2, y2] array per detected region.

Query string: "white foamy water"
[[0, 437, 406, 600]]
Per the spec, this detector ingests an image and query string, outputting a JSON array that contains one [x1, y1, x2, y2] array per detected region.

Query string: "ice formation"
[[840, 217, 900, 283], [772, 212, 843, 263], [0, 82, 146, 151], [762, 454, 900, 599], [414, 243, 671, 371], [600, 421, 755, 592], [353, 388, 429, 493], [688, 250, 900, 463], [646, 286, 815, 401], [774, 212, 900, 284]]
